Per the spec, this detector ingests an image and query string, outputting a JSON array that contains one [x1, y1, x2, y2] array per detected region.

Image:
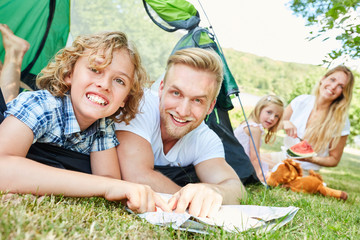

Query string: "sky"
[[189, 0, 342, 66]]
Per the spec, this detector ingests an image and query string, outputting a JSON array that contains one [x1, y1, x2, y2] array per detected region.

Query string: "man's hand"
[[167, 183, 223, 218], [104, 181, 172, 214]]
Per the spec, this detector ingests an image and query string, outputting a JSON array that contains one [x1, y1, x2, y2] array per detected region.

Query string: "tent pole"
[[236, 93, 268, 186]]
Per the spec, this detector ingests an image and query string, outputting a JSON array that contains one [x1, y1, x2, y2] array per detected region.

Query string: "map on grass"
[[130, 193, 299, 234]]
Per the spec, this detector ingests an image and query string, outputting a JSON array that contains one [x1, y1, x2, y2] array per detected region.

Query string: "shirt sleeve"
[[114, 91, 157, 143], [192, 124, 225, 166], [290, 94, 308, 112], [5, 91, 56, 143]]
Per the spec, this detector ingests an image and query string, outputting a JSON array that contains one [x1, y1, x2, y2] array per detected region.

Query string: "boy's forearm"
[[0, 155, 111, 198]]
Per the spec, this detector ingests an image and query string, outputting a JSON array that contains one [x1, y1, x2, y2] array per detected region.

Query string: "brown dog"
[[267, 159, 348, 200]]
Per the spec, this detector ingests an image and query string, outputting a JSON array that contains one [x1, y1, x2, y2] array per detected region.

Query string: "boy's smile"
[[86, 93, 109, 106], [65, 49, 134, 131]]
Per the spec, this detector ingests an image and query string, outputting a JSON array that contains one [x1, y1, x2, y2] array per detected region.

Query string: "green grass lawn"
[[1, 141, 359, 239]]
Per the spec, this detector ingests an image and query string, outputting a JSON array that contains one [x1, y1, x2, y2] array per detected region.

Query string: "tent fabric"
[[26, 142, 92, 174], [154, 165, 200, 187], [205, 107, 259, 184], [143, 0, 240, 103], [0, 0, 70, 90], [170, 27, 237, 110], [143, 0, 200, 32]]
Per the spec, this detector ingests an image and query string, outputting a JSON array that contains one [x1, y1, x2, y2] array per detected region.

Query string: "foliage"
[[1, 142, 359, 239], [287, 0, 360, 64], [223, 49, 324, 104], [348, 76, 360, 143]]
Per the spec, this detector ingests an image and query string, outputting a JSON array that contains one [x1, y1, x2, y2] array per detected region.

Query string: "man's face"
[[158, 63, 217, 141]]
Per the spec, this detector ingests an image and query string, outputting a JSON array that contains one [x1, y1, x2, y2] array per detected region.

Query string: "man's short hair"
[[164, 48, 223, 101]]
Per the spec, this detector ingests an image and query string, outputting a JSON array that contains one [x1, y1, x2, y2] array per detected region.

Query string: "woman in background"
[[280, 65, 354, 173]]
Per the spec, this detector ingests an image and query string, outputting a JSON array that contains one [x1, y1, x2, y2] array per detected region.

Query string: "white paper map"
[[130, 194, 299, 234]]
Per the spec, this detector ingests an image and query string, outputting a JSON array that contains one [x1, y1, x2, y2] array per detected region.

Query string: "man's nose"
[[177, 99, 191, 116]]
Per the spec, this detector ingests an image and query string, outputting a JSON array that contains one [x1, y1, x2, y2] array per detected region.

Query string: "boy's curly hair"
[[36, 31, 148, 124]]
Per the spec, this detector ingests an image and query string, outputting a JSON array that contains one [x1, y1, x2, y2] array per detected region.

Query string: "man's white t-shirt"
[[115, 90, 225, 167], [284, 94, 350, 170]]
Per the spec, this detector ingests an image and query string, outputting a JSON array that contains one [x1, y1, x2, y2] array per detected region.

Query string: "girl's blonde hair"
[[304, 65, 354, 152], [249, 95, 284, 144], [36, 31, 148, 124]]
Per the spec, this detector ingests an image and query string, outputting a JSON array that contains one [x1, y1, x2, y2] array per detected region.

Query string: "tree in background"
[[288, 0, 360, 65]]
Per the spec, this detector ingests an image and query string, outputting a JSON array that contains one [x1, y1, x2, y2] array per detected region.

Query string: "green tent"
[[0, 0, 70, 90]]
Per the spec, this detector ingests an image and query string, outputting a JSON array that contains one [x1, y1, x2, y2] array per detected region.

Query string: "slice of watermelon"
[[286, 140, 316, 158]]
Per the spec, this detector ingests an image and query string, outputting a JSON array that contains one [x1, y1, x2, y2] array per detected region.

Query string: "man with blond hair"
[[115, 48, 246, 218]]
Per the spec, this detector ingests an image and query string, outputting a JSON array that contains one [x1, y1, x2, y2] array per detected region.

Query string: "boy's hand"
[[168, 183, 223, 218], [104, 181, 171, 213]]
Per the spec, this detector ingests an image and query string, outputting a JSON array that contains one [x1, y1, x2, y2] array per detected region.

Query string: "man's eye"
[[115, 78, 125, 85], [194, 99, 201, 103], [173, 91, 180, 96]]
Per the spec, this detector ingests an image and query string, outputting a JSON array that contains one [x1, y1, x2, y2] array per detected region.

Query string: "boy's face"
[[65, 49, 134, 130], [158, 63, 217, 142]]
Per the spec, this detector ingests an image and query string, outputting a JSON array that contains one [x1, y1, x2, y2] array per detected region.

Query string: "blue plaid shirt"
[[5, 90, 119, 155]]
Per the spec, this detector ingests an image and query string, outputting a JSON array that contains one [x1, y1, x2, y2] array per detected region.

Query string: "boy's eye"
[[90, 68, 100, 74], [194, 98, 201, 104], [115, 78, 125, 85], [173, 91, 180, 96]]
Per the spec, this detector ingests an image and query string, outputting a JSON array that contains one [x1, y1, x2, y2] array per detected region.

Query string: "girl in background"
[[234, 95, 284, 182]]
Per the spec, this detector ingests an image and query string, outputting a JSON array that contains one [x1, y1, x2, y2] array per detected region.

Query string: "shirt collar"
[[62, 94, 112, 136], [63, 94, 80, 135]]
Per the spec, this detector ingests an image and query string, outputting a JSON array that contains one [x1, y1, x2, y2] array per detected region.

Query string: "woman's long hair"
[[304, 65, 354, 152]]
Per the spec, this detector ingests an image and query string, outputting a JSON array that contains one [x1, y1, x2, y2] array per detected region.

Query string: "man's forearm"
[[213, 178, 247, 205]]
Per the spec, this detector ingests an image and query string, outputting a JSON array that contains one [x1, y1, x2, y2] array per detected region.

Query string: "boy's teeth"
[[86, 94, 107, 105]]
